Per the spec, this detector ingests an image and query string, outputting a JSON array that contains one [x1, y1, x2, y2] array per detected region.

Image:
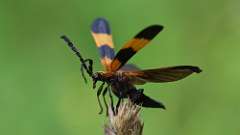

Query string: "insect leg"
[[84, 59, 93, 74], [115, 97, 122, 114], [80, 65, 87, 83], [108, 87, 115, 115], [102, 85, 109, 116], [97, 82, 105, 114], [80, 59, 94, 83]]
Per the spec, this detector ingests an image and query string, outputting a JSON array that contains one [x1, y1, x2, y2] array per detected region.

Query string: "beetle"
[[61, 18, 202, 114]]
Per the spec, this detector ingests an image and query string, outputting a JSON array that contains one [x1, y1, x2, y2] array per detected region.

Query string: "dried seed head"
[[104, 100, 143, 135]]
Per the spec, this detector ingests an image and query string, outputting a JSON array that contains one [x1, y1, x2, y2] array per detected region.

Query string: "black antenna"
[[61, 35, 93, 79]]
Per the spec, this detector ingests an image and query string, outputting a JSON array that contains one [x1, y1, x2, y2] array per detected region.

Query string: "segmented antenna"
[[61, 35, 93, 78]]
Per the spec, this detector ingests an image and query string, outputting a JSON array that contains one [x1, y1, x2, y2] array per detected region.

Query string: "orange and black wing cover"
[[110, 25, 163, 72], [91, 18, 115, 71]]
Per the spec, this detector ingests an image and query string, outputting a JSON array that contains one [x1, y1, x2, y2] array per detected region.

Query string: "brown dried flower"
[[104, 100, 144, 135]]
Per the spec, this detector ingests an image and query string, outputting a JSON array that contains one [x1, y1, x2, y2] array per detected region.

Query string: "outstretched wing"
[[119, 64, 146, 85], [91, 18, 115, 71], [123, 66, 202, 84], [110, 25, 164, 72]]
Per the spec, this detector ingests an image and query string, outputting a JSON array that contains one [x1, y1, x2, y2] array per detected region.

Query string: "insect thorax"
[[93, 71, 129, 84]]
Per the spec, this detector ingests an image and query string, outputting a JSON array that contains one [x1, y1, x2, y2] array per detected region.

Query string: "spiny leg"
[[102, 85, 109, 116], [97, 82, 105, 114]]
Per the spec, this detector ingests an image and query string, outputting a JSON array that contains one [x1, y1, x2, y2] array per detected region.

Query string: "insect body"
[[61, 18, 202, 114]]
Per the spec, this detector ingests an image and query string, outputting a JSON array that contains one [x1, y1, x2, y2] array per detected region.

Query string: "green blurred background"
[[1, 0, 240, 134]]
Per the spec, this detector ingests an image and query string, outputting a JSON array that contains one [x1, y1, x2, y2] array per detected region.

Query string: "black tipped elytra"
[[134, 25, 163, 40]]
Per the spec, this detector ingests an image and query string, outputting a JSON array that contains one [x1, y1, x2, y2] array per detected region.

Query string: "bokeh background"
[[1, 0, 240, 134]]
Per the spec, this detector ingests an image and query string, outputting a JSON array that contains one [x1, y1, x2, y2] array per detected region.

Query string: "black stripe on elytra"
[[114, 48, 136, 68], [134, 25, 163, 40]]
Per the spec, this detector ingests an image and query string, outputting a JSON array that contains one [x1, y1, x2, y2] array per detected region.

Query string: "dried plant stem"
[[104, 99, 144, 135]]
